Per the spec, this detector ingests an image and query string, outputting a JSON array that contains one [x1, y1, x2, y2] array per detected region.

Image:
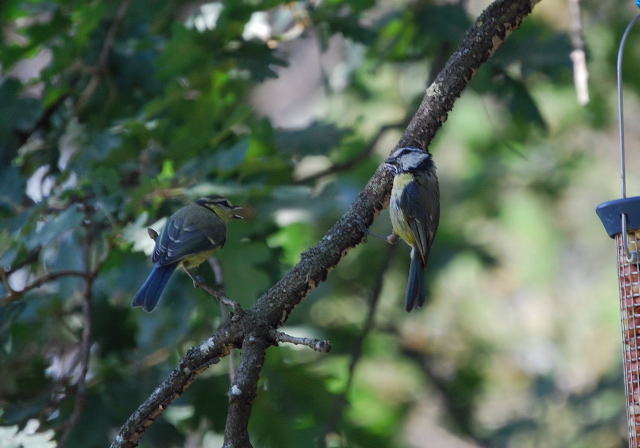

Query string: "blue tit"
[[384, 147, 440, 311], [132, 196, 243, 312]]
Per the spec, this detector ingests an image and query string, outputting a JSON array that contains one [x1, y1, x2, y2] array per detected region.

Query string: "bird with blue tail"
[[384, 147, 440, 311], [132, 196, 243, 312]]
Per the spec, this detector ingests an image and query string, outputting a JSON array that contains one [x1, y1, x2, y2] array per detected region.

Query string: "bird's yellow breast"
[[390, 173, 417, 246]]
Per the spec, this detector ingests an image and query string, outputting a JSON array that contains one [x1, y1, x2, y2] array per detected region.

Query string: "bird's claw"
[[386, 233, 399, 245], [184, 268, 202, 288]]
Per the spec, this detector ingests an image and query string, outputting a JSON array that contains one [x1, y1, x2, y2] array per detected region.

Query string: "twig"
[[321, 245, 396, 446], [222, 335, 270, 448], [270, 330, 332, 353], [76, 0, 133, 112], [59, 240, 94, 446], [110, 2, 541, 446], [188, 270, 244, 317], [294, 122, 403, 184], [568, 0, 589, 105], [209, 258, 238, 382], [0, 270, 89, 304]]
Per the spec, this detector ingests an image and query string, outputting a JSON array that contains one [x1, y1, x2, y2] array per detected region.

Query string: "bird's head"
[[195, 195, 243, 221], [384, 146, 433, 174]]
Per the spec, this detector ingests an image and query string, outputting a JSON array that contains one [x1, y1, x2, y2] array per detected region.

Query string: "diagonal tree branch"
[[110, 1, 541, 446]]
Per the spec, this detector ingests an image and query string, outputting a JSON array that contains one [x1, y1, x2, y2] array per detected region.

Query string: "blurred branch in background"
[[568, 0, 589, 105], [399, 335, 487, 446], [58, 237, 94, 447], [0, 270, 88, 304], [76, 0, 133, 112], [294, 121, 405, 184], [321, 244, 397, 447]]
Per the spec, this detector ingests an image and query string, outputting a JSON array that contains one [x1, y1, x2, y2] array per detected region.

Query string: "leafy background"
[[0, 0, 638, 447]]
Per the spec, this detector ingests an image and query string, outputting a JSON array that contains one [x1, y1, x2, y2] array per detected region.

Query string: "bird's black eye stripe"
[[195, 196, 234, 209], [210, 199, 232, 208]]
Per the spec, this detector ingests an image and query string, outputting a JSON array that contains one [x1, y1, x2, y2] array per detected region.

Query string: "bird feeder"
[[596, 12, 640, 446]]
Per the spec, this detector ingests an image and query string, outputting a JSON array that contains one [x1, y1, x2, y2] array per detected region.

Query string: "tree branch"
[[190, 272, 244, 317], [568, 0, 589, 105], [0, 270, 89, 304], [398, 0, 540, 149], [110, 1, 541, 446], [222, 335, 271, 448]]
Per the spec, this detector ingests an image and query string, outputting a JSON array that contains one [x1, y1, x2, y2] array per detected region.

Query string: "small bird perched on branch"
[[132, 196, 243, 312], [385, 147, 440, 311]]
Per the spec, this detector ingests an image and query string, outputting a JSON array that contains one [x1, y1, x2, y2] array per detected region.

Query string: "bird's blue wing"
[[152, 215, 215, 266], [399, 178, 439, 263]]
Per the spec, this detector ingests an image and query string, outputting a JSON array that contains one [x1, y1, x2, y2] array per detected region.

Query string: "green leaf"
[[0, 422, 55, 448], [26, 206, 84, 250]]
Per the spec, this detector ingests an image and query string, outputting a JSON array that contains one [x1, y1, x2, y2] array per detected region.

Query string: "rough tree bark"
[[109, 0, 542, 447]]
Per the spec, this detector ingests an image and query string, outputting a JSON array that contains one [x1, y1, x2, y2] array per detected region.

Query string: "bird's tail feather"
[[132, 263, 178, 312], [406, 248, 425, 312]]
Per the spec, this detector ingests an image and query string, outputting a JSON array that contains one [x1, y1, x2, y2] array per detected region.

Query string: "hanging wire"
[[618, 13, 640, 199]]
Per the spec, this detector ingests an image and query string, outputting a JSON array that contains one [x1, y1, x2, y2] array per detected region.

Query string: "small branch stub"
[[190, 273, 244, 316], [271, 330, 332, 353], [147, 228, 158, 241]]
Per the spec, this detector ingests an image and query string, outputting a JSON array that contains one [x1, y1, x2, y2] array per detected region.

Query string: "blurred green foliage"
[[0, 0, 636, 447]]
